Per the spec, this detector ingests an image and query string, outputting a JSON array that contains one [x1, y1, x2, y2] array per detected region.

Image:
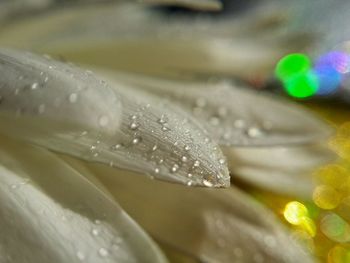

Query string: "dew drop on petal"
[[31, 82, 39, 90], [76, 251, 85, 261], [193, 160, 200, 167], [246, 127, 264, 138], [171, 164, 179, 173], [132, 137, 142, 145], [99, 115, 109, 127], [98, 248, 109, 257], [130, 122, 139, 130], [69, 93, 78, 103], [203, 179, 214, 187], [38, 104, 46, 114], [91, 228, 99, 236]]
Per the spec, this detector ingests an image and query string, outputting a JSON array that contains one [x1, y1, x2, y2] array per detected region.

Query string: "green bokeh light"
[[283, 72, 319, 98], [275, 53, 311, 80]]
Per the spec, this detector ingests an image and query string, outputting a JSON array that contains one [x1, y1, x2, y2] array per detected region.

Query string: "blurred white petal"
[[0, 2, 303, 79], [87, 163, 315, 263], [141, 0, 222, 11], [226, 144, 336, 198], [0, 48, 229, 187], [0, 135, 167, 263]]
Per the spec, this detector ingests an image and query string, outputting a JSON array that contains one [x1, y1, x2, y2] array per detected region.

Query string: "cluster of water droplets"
[[190, 94, 269, 145]]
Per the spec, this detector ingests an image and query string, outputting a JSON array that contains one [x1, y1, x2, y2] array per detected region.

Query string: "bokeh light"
[[321, 213, 350, 243], [275, 53, 311, 80], [328, 246, 350, 263], [313, 185, 341, 210], [283, 71, 319, 98], [275, 51, 350, 98], [284, 201, 309, 225]]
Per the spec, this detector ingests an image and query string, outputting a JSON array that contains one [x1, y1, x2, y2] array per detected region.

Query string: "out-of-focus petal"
[[0, 135, 167, 263], [0, 2, 305, 79], [87, 163, 316, 263], [226, 144, 336, 198], [0, 49, 229, 187], [141, 0, 222, 11]]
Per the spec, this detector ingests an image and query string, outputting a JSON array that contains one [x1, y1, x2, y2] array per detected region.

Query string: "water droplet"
[[152, 145, 158, 151], [90, 145, 97, 151], [99, 116, 109, 127], [181, 156, 188, 162], [209, 117, 220, 126], [171, 164, 179, 173], [98, 248, 109, 257], [130, 122, 139, 130], [217, 106, 228, 117], [132, 137, 142, 145], [203, 179, 214, 187], [31, 82, 39, 90], [193, 160, 200, 167], [187, 181, 193, 186], [38, 104, 45, 114], [161, 125, 170, 132], [69, 93, 78, 103], [111, 144, 122, 151], [95, 220, 101, 225], [246, 127, 263, 138], [154, 168, 160, 174], [158, 114, 168, 124], [76, 251, 85, 261], [234, 119, 246, 129], [187, 173, 193, 178], [219, 159, 225, 165], [184, 145, 191, 151], [91, 228, 99, 236]]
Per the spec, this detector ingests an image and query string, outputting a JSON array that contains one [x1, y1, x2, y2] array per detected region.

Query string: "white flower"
[[0, 2, 335, 262]]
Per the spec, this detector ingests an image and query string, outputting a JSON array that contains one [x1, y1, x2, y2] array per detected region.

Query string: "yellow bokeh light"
[[284, 201, 309, 225], [328, 246, 350, 263], [313, 185, 341, 210]]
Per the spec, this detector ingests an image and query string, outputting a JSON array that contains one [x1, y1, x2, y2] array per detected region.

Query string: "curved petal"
[[0, 48, 229, 187], [87, 163, 316, 263], [0, 135, 167, 263], [226, 144, 336, 198], [97, 71, 332, 147], [0, 2, 304, 79], [141, 0, 222, 11]]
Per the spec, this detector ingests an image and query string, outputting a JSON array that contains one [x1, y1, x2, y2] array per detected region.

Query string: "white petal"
[[96, 71, 332, 147], [0, 135, 167, 263], [226, 144, 336, 198], [88, 163, 316, 263], [0, 2, 302, 79], [141, 0, 222, 10], [0, 48, 229, 187]]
